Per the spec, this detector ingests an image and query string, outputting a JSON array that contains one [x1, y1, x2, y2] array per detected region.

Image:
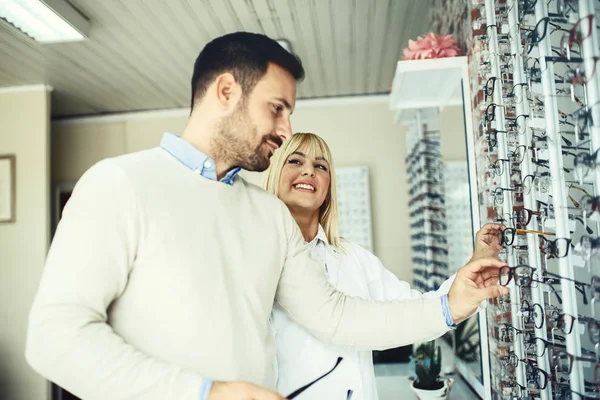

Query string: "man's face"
[[213, 63, 296, 172]]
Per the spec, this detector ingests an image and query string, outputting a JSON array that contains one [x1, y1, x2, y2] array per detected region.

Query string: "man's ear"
[[215, 72, 242, 111]]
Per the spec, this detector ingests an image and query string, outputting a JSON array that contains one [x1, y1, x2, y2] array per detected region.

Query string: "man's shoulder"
[[235, 176, 297, 227], [109, 147, 165, 168], [236, 175, 284, 203], [89, 148, 167, 177], [76, 148, 164, 190]]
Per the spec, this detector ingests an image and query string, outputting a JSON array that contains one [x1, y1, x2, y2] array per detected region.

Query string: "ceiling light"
[[0, 0, 89, 43]]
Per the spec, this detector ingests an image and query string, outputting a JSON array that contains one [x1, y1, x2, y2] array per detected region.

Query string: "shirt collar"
[[307, 224, 330, 248], [159, 132, 241, 185]]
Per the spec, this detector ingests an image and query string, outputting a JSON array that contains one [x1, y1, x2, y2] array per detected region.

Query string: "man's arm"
[[367, 223, 504, 307], [275, 210, 507, 350], [25, 161, 206, 400]]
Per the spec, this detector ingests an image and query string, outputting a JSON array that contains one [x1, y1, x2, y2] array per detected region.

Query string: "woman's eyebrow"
[[291, 151, 328, 163]]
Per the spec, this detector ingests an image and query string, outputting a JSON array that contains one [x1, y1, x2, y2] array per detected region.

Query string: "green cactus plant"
[[413, 341, 444, 390]]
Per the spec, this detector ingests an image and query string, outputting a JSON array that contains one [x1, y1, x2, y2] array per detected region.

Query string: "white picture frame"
[[0, 154, 16, 223]]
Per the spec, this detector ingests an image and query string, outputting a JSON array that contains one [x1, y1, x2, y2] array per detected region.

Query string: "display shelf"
[[389, 57, 468, 125]]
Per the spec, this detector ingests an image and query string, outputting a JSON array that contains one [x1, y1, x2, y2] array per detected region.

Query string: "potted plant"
[[410, 341, 453, 400]]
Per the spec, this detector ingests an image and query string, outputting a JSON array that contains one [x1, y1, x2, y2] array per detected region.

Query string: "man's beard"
[[212, 104, 282, 172]]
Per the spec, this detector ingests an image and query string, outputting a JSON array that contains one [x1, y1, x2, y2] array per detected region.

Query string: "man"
[[26, 32, 507, 400]]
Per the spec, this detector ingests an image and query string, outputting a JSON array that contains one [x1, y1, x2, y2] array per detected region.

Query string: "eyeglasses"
[[492, 187, 517, 205], [521, 299, 545, 329], [408, 193, 445, 207], [411, 232, 448, 245], [552, 381, 600, 400], [412, 257, 448, 270], [412, 245, 449, 256], [513, 208, 543, 228], [488, 158, 510, 178], [580, 316, 600, 345], [580, 196, 600, 218], [539, 235, 572, 258], [572, 101, 600, 140], [496, 323, 527, 342], [505, 114, 530, 135], [525, 17, 553, 54], [542, 270, 590, 305], [573, 149, 600, 180], [552, 350, 599, 382], [486, 128, 507, 149], [500, 228, 555, 246], [499, 265, 536, 287], [484, 103, 510, 123], [483, 76, 497, 101], [559, 14, 595, 59], [525, 336, 567, 358], [548, 310, 576, 335], [505, 82, 529, 105], [286, 357, 343, 399], [550, 55, 600, 86], [498, 379, 528, 398], [580, 236, 600, 260], [410, 219, 446, 232], [526, 360, 551, 390]]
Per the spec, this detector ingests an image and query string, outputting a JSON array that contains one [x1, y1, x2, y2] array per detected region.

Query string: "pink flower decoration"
[[402, 33, 460, 60]]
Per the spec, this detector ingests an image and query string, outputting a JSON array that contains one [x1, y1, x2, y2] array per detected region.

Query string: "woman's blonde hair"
[[263, 133, 342, 249]]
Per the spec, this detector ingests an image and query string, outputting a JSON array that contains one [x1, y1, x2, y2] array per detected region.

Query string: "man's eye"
[[273, 104, 283, 113]]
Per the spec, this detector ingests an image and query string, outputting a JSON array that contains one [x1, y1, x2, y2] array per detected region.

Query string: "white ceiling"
[[0, 0, 431, 117]]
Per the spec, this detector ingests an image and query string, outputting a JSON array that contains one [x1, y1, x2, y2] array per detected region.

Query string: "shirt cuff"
[[441, 294, 457, 329], [199, 378, 214, 400]]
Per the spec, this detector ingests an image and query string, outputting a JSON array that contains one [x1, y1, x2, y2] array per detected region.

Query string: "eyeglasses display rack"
[[405, 110, 451, 292], [468, 0, 600, 398]]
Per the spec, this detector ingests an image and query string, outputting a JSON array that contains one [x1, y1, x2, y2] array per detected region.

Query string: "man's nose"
[[276, 117, 292, 141]]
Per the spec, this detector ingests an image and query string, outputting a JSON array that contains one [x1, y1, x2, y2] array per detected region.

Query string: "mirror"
[[388, 57, 487, 396]]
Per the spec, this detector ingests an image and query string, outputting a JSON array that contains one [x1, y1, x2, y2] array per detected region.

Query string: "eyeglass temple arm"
[[286, 357, 343, 399]]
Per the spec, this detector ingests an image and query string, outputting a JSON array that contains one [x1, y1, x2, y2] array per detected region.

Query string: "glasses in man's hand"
[[286, 357, 343, 399]]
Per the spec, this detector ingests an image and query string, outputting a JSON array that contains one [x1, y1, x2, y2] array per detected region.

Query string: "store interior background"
[[0, 1, 474, 399]]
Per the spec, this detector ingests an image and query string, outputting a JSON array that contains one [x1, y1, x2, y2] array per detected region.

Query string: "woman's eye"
[[287, 159, 301, 165], [316, 164, 328, 171]]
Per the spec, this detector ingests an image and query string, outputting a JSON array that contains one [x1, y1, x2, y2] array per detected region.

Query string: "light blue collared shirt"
[[160, 132, 241, 185], [441, 294, 457, 329]]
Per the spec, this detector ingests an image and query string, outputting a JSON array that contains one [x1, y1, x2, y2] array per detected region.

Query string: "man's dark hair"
[[190, 32, 305, 109]]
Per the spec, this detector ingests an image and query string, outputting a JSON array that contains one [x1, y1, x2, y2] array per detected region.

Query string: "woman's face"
[[277, 146, 331, 215]]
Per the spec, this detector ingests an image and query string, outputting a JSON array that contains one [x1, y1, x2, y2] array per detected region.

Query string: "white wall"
[[51, 98, 467, 284], [0, 86, 51, 400]]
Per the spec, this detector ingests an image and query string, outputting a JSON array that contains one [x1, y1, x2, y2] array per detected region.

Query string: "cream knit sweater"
[[26, 147, 449, 400]]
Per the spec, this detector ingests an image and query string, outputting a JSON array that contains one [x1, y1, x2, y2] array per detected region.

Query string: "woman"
[[264, 132, 500, 400]]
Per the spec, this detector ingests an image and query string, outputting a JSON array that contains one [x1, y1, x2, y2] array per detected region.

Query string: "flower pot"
[[410, 378, 454, 400]]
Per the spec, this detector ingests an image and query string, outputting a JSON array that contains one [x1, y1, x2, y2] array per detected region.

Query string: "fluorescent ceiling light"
[[0, 0, 89, 43]]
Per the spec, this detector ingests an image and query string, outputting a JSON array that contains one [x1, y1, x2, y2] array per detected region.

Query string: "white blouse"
[[271, 225, 455, 400]]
